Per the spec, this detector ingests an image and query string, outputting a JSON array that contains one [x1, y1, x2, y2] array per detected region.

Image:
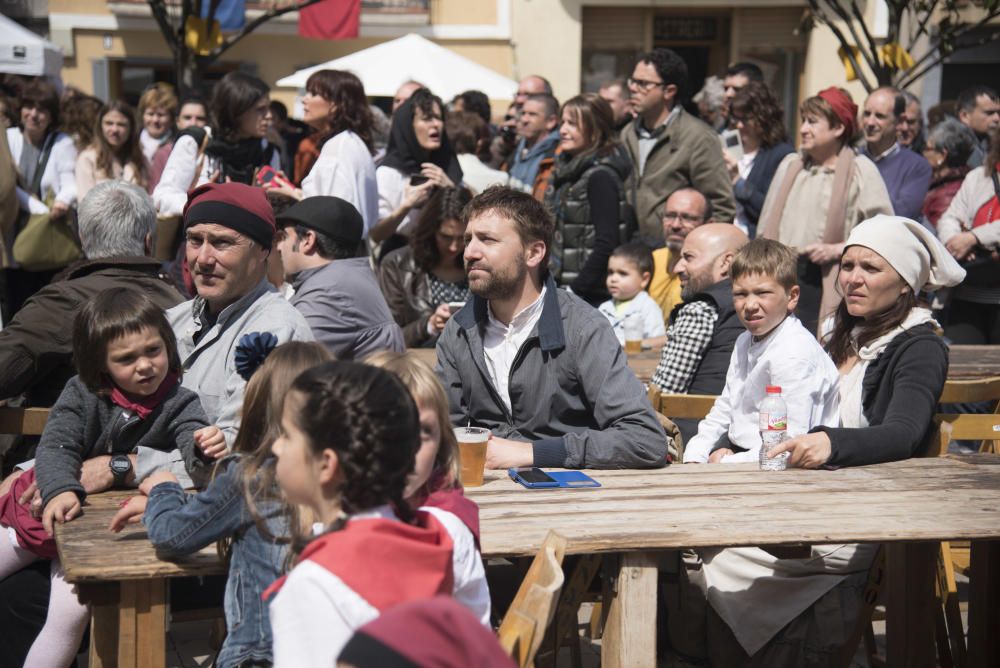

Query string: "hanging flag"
[[879, 43, 915, 72], [185, 15, 224, 55], [201, 0, 246, 32], [299, 0, 361, 40], [837, 45, 862, 82]]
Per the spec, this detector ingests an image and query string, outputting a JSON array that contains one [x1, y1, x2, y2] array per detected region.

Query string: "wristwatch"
[[109, 454, 132, 486]]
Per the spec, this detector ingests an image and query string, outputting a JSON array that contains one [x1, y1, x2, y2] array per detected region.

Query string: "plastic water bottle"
[[759, 385, 789, 471]]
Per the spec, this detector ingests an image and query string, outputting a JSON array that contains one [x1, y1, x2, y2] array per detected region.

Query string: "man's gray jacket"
[[436, 276, 667, 469], [289, 257, 404, 360]]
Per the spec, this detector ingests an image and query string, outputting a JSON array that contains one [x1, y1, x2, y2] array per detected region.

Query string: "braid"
[[292, 361, 420, 528]]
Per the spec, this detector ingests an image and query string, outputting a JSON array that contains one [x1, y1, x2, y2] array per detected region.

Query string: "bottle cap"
[[766, 385, 781, 393]]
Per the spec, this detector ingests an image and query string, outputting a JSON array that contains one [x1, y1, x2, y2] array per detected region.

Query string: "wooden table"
[[55, 493, 224, 668], [58, 457, 1000, 667], [466, 457, 1000, 668], [412, 345, 1000, 384], [948, 345, 1000, 380]]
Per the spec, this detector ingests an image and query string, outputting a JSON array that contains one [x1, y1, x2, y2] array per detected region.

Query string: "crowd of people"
[[0, 44, 996, 666]]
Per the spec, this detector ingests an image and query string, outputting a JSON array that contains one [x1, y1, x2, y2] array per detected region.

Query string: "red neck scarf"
[[109, 372, 179, 419]]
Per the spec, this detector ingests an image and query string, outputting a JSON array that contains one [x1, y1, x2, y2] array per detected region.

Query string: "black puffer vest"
[[673, 279, 743, 396], [545, 146, 634, 286]]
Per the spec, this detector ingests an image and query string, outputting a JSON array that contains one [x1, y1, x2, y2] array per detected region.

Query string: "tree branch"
[[900, 5, 1000, 83], [807, 0, 875, 90], [825, 0, 883, 81], [897, 29, 1000, 89], [147, 0, 179, 55], [205, 0, 325, 60], [850, 0, 885, 78], [910, 0, 939, 44]]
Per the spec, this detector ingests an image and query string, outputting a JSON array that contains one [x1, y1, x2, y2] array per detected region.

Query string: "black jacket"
[[733, 142, 794, 235], [815, 323, 947, 467]]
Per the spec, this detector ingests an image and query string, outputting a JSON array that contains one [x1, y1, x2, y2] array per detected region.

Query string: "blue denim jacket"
[[144, 455, 288, 668]]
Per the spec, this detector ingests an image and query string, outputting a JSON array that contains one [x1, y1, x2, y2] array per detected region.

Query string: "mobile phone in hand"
[[447, 301, 466, 315], [410, 174, 430, 186]]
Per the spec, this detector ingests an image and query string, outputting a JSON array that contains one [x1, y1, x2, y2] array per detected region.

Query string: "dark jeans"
[[944, 299, 1000, 344]]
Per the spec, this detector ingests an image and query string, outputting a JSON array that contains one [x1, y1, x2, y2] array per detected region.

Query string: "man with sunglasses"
[[621, 48, 735, 245]]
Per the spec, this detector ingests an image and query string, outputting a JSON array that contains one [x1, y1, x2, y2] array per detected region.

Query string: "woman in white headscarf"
[[675, 215, 965, 665]]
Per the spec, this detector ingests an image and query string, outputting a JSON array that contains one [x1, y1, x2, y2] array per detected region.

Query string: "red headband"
[[817, 87, 858, 140]]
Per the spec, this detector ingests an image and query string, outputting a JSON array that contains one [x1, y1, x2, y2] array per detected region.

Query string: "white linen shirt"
[[683, 315, 840, 463], [300, 130, 378, 237], [483, 287, 546, 414]]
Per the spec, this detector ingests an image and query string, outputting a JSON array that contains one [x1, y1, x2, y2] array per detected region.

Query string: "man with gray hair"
[[0, 180, 182, 408]]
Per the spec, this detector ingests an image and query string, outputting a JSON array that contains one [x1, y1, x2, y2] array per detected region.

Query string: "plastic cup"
[[624, 316, 643, 354], [455, 427, 490, 487]]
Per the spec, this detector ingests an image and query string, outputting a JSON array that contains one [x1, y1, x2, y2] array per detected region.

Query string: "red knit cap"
[[817, 87, 858, 142], [183, 182, 276, 249]]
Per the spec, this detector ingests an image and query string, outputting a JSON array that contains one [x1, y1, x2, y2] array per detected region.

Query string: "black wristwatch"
[[109, 454, 132, 486]]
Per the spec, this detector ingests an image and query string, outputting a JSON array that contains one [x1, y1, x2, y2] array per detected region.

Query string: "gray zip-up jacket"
[[34, 376, 210, 506], [436, 277, 668, 469], [168, 279, 314, 447]]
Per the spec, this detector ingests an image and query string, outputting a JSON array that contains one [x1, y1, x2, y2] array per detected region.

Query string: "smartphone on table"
[[508, 467, 601, 489]]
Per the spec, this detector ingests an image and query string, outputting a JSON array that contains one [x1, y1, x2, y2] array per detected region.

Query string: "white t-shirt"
[[301, 130, 378, 237], [683, 315, 840, 463]]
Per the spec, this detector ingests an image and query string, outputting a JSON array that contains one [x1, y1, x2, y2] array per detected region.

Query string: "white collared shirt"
[[482, 286, 547, 414], [682, 315, 840, 463]]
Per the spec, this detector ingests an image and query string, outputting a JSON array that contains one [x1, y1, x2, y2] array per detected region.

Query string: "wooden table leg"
[[968, 540, 1000, 667], [117, 579, 167, 668], [885, 542, 937, 668], [80, 583, 119, 668], [602, 551, 658, 668]]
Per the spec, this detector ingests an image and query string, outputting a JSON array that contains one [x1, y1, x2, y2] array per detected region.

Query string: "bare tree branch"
[[849, 0, 886, 81], [205, 0, 325, 60], [910, 0, 940, 44], [825, 0, 883, 82], [897, 29, 1000, 88], [147, 0, 179, 54], [807, 0, 875, 90], [899, 6, 1000, 85]]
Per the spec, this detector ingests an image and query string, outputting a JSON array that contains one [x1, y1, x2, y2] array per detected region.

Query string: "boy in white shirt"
[[683, 239, 839, 463], [598, 242, 667, 349]]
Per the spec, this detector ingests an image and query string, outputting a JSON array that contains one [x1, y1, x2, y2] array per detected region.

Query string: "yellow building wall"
[[433, 0, 498, 25], [512, 1, 583, 103]]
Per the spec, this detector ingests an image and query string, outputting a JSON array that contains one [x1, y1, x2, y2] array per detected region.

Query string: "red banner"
[[299, 0, 361, 40]]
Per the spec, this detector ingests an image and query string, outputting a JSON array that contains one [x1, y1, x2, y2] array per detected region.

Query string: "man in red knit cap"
[[163, 182, 314, 456]]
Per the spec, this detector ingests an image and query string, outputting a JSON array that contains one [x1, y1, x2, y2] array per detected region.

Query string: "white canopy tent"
[[0, 15, 62, 78], [277, 33, 517, 102]]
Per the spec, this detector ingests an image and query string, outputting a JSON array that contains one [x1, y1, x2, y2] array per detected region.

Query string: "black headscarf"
[[380, 91, 463, 184]]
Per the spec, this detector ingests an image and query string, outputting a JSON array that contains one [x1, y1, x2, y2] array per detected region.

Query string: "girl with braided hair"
[[266, 361, 458, 665]]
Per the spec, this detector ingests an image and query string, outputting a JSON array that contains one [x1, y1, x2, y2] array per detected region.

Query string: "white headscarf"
[[843, 215, 966, 292]]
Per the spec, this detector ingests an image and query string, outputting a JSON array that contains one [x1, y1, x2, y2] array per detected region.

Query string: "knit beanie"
[[183, 182, 276, 249], [844, 215, 966, 292]]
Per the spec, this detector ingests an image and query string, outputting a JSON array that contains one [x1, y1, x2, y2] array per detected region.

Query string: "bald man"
[[515, 74, 552, 109], [392, 81, 424, 113], [650, 223, 748, 444], [860, 87, 931, 220]]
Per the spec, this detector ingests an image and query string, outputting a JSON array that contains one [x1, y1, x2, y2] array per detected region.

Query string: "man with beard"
[[436, 187, 667, 470], [648, 187, 715, 322], [650, 223, 747, 444]]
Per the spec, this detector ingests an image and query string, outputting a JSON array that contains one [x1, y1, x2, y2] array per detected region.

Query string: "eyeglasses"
[[661, 212, 704, 224], [627, 77, 666, 91]]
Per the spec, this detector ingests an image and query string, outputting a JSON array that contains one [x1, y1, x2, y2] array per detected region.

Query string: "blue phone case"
[[507, 468, 601, 489]]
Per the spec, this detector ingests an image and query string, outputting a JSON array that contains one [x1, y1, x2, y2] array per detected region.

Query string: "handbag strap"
[[28, 132, 56, 199]]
